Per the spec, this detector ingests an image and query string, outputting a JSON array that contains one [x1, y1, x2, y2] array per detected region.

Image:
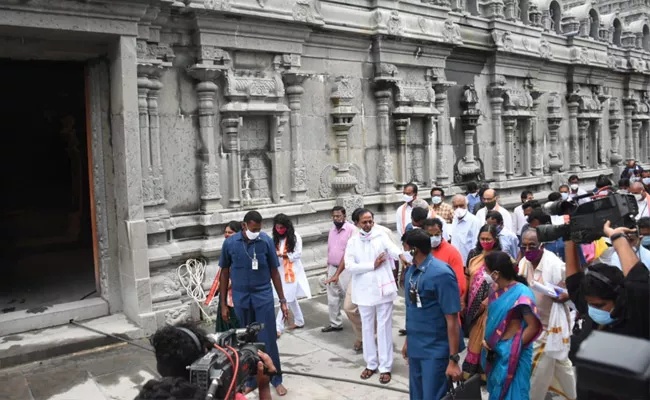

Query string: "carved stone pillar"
[[330, 77, 359, 198], [376, 90, 395, 193], [457, 84, 481, 181], [623, 98, 636, 161], [503, 118, 517, 178], [433, 80, 454, 186], [489, 86, 506, 180], [632, 118, 642, 162], [148, 71, 166, 207], [609, 98, 623, 166], [567, 94, 581, 171], [529, 87, 544, 176], [137, 68, 153, 205], [283, 73, 311, 202], [594, 119, 606, 169], [425, 115, 437, 187], [188, 66, 224, 211], [269, 115, 287, 203], [577, 119, 590, 169], [394, 118, 410, 189], [222, 117, 242, 207], [547, 92, 563, 173]]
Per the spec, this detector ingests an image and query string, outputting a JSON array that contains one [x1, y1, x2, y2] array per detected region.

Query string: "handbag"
[[441, 374, 482, 400]]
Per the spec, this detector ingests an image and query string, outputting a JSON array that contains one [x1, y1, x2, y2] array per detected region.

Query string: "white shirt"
[[570, 188, 590, 205], [635, 198, 650, 220], [345, 228, 401, 306], [609, 246, 650, 272], [551, 215, 565, 226], [476, 204, 514, 233], [450, 211, 483, 265], [513, 204, 527, 237], [518, 249, 566, 328], [395, 203, 412, 237]]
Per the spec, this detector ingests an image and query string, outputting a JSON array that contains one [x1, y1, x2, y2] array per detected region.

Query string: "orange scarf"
[[278, 240, 295, 284]]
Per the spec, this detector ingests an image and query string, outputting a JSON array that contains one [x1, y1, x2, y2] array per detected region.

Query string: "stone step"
[[0, 313, 144, 370]]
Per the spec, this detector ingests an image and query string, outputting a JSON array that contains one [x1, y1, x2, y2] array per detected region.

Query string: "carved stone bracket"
[[456, 84, 482, 183], [491, 31, 514, 52], [292, 0, 323, 25]]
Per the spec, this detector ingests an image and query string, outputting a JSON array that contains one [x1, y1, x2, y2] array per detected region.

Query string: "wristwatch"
[[449, 353, 460, 363], [610, 232, 629, 243], [279, 298, 287, 304]]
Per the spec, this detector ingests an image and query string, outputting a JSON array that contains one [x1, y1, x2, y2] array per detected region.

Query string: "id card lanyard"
[[242, 241, 259, 270], [409, 268, 423, 308]]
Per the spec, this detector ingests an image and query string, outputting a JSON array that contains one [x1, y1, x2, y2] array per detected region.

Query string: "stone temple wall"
[[1, 0, 648, 328]]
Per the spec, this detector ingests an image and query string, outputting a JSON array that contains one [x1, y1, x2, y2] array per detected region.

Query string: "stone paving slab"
[[0, 294, 560, 400]]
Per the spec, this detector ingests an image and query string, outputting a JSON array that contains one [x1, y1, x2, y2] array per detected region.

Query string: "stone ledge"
[[0, 313, 143, 370]]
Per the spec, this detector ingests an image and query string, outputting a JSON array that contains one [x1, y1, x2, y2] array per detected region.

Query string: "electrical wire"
[[225, 345, 240, 400], [68, 319, 155, 353], [213, 344, 236, 399], [177, 258, 212, 322]]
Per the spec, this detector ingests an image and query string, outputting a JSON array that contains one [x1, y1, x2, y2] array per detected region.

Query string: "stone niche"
[[567, 83, 607, 171], [219, 55, 290, 208]]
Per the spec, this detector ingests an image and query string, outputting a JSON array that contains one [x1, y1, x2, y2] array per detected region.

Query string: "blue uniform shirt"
[[405, 254, 465, 359], [219, 231, 280, 310]]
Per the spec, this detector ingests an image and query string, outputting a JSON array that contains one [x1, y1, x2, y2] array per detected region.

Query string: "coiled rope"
[[177, 258, 212, 322]]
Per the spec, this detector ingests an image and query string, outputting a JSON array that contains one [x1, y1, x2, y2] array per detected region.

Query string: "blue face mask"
[[642, 236, 650, 250], [588, 305, 615, 326]]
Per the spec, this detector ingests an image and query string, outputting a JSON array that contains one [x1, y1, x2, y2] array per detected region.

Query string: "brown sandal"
[[379, 372, 391, 384], [360, 368, 377, 380]]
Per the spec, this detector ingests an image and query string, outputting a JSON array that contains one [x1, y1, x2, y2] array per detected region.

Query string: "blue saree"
[[481, 282, 542, 400]]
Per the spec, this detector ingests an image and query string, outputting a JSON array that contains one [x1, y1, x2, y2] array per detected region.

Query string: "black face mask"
[[334, 221, 345, 229]]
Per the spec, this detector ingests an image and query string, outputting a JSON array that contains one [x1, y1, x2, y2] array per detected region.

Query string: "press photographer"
[[136, 322, 276, 400], [564, 220, 650, 400]]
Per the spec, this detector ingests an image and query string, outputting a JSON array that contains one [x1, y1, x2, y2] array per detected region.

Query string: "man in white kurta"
[[518, 229, 576, 400], [395, 183, 419, 240], [345, 209, 406, 381], [450, 194, 483, 265]]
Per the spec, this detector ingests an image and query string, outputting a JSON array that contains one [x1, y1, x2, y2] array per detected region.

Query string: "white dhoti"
[[530, 336, 577, 400], [358, 302, 393, 373]]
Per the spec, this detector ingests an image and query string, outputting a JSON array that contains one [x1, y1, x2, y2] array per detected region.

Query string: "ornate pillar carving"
[[480, 0, 505, 18], [547, 92, 563, 172], [488, 81, 506, 180], [222, 117, 242, 207], [269, 115, 288, 204], [528, 83, 544, 176], [283, 71, 311, 202], [425, 115, 437, 187], [394, 118, 410, 189], [609, 98, 623, 166], [567, 90, 581, 172], [375, 89, 395, 193], [137, 68, 152, 205], [148, 71, 165, 205], [429, 68, 455, 186], [457, 84, 482, 182], [623, 97, 636, 161], [188, 66, 225, 211], [594, 118, 606, 169], [632, 118, 642, 162], [503, 117, 517, 178], [577, 119, 590, 169], [330, 77, 359, 198]]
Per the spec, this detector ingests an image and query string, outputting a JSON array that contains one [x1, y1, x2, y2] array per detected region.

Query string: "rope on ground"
[[177, 258, 212, 323], [282, 370, 410, 394]]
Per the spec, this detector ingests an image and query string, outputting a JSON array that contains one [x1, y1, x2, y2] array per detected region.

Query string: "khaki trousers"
[[343, 280, 363, 342]]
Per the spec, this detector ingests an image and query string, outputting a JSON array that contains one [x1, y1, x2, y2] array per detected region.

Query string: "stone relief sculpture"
[[442, 19, 464, 44], [241, 168, 253, 205], [204, 0, 232, 11], [387, 11, 403, 36], [538, 39, 553, 59], [492, 31, 514, 51], [293, 0, 322, 24]]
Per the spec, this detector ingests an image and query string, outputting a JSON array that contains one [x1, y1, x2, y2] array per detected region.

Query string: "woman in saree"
[[213, 221, 241, 332], [481, 251, 542, 400], [462, 224, 501, 381]]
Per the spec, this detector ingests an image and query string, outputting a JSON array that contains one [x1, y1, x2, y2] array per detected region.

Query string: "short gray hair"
[[452, 194, 468, 205], [412, 198, 430, 210]]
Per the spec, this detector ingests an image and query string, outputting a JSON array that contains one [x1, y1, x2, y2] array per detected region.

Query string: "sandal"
[[379, 372, 391, 384], [360, 368, 377, 380], [353, 341, 362, 352]]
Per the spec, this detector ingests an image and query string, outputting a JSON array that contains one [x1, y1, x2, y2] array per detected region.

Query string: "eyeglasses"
[[519, 244, 540, 251]]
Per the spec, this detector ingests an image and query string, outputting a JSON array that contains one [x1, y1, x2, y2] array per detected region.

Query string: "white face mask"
[[483, 271, 496, 285], [643, 178, 650, 185], [403, 194, 414, 203], [402, 250, 413, 264], [634, 193, 644, 202], [246, 230, 260, 240], [570, 184, 579, 191], [561, 192, 569, 201], [618, 189, 629, 195], [431, 196, 442, 205], [454, 207, 467, 219], [430, 235, 442, 249], [631, 177, 640, 183]]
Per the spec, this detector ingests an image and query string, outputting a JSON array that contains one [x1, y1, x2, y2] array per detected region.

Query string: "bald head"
[[522, 228, 538, 241], [483, 189, 496, 199], [631, 182, 645, 194], [452, 194, 468, 206], [482, 189, 498, 210]]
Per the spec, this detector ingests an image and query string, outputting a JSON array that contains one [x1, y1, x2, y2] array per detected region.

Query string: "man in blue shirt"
[[219, 210, 289, 396], [486, 210, 519, 260], [401, 229, 464, 400]]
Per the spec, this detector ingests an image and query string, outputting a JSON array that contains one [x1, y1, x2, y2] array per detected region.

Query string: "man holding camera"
[[219, 210, 289, 396]]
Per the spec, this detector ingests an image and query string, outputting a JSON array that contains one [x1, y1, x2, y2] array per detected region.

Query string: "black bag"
[[441, 374, 482, 400]]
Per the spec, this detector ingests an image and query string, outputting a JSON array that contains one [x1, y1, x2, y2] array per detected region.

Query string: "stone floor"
[[0, 294, 560, 400]]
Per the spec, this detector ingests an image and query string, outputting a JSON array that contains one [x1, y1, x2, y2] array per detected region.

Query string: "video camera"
[[189, 322, 266, 400], [537, 193, 638, 244]]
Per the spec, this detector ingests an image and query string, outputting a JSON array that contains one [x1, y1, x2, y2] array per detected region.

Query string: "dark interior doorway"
[[0, 59, 96, 314]]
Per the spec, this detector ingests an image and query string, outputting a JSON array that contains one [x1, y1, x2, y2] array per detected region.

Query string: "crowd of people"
[[136, 159, 650, 400]]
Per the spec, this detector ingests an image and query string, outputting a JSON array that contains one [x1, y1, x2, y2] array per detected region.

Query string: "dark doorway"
[[0, 59, 96, 314]]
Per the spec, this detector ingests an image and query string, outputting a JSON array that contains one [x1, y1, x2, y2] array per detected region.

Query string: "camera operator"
[[565, 221, 650, 399], [144, 323, 277, 400]]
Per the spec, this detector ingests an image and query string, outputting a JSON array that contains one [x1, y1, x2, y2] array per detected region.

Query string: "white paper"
[[531, 281, 559, 298]]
